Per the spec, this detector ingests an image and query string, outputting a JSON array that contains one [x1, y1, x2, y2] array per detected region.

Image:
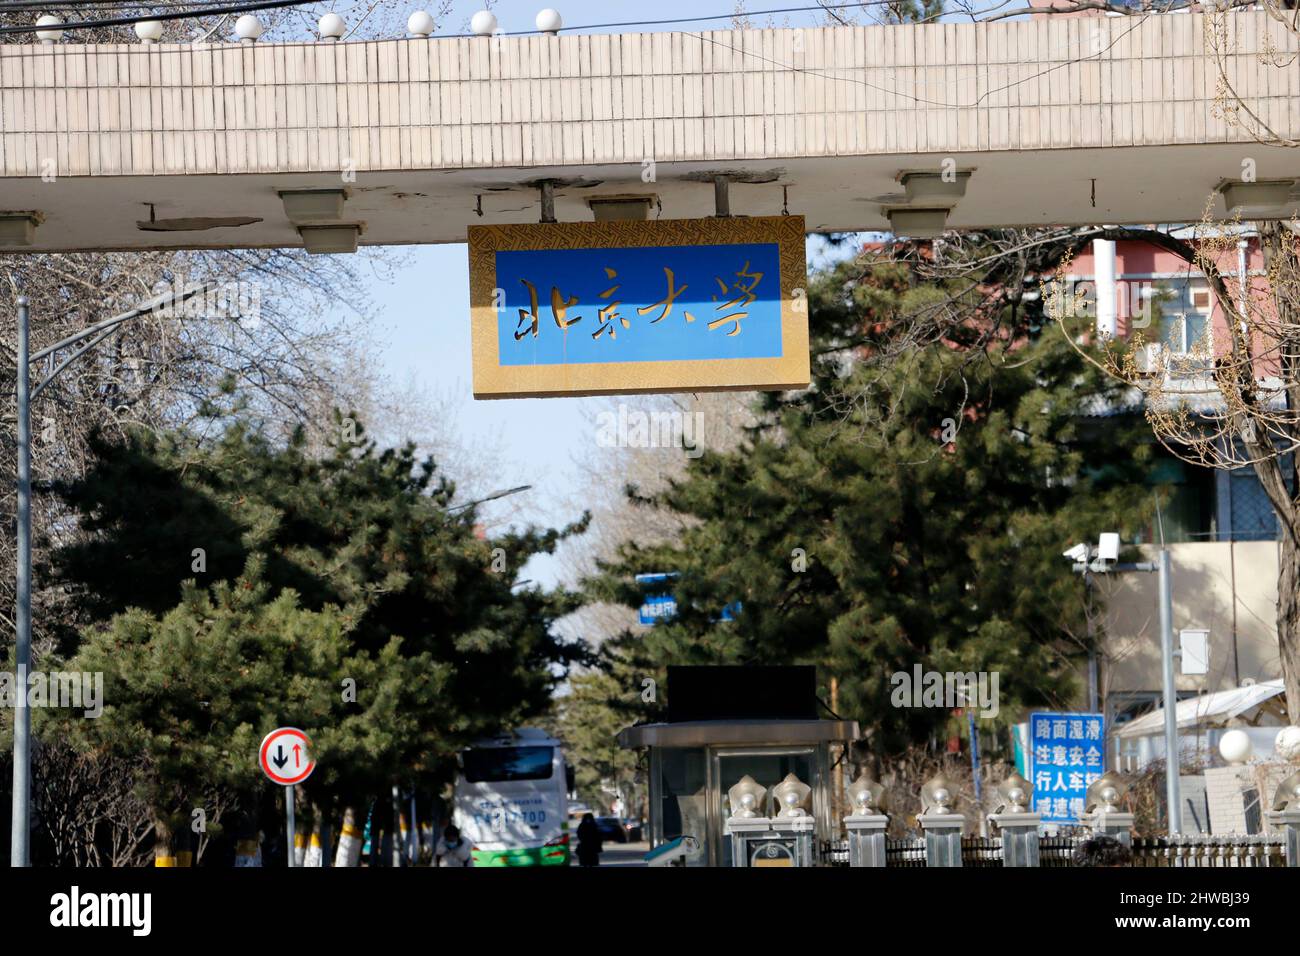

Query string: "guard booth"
[[617, 666, 859, 867]]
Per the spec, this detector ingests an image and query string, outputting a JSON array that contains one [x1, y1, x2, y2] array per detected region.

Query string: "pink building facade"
[[1065, 235, 1265, 354]]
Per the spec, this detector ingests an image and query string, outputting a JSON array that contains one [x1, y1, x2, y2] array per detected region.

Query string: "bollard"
[[845, 813, 889, 867], [989, 772, 1041, 866], [1271, 810, 1300, 867], [844, 771, 889, 867], [1080, 771, 1135, 847], [990, 813, 1041, 866], [771, 815, 816, 867], [727, 814, 777, 867], [1266, 771, 1300, 867], [918, 773, 964, 867], [725, 773, 817, 867]]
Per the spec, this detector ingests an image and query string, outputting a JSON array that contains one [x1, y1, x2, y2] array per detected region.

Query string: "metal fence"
[[884, 838, 926, 868], [826, 833, 1288, 867], [1129, 835, 1287, 867], [1040, 835, 1082, 867]]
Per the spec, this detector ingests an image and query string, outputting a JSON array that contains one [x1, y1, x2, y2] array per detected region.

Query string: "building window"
[[1156, 278, 1212, 357], [1146, 455, 1216, 542], [1228, 466, 1278, 541]]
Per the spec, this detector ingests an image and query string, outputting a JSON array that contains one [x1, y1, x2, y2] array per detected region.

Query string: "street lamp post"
[[1156, 547, 1180, 835], [447, 484, 533, 514], [1067, 533, 1181, 835], [8, 283, 212, 866]]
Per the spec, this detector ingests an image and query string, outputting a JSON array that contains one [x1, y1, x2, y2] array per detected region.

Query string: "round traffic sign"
[[259, 727, 315, 786]]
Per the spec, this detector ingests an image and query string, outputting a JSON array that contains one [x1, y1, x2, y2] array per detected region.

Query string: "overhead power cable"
[[0, 0, 315, 34], [3, 1, 953, 38]]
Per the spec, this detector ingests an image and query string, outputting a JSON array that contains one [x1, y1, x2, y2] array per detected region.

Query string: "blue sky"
[[353, 0, 867, 588]]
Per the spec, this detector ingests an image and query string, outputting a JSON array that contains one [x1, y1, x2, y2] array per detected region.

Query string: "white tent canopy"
[[1114, 680, 1286, 739]]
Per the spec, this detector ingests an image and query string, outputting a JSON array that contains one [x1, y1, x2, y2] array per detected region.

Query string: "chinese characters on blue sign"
[[636, 573, 678, 626], [496, 243, 784, 367], [469, 217, 809, 398], [635, 572, 740, 626], [1029, 711, 1105, 824]]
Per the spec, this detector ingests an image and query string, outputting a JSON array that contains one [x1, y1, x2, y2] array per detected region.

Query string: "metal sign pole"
[[1158, 548, 1181, 834], [285, 785, 296, 868], [260, 727, 315, 866], [968, 708, 984, 837], [10, 296, 32, 868]]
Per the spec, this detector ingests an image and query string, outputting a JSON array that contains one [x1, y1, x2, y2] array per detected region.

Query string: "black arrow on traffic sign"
[[272, 745, 289, 770]]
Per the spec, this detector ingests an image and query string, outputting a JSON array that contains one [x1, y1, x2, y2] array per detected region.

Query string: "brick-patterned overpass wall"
[[2, 11, 1298, 180]]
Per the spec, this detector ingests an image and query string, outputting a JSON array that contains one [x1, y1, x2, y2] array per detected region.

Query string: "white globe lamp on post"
[[1275, 725, 1300, 761], [318, 13, 346, 42], [470, 10, 498, 36], [407, 11, 436, 37], [35, 14, 64, 44], [1219, 728, 1253, 766], [134, 20, 165, 44], [234, 15, 264, 44], [535, 8, 563, 35]]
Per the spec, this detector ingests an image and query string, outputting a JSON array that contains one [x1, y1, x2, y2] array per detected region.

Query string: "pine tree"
[[44, 415, 586, 859], [587, 253, 1154, 753]]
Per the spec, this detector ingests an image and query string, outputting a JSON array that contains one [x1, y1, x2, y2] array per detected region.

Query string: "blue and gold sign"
[[469, 216, 808, 398]]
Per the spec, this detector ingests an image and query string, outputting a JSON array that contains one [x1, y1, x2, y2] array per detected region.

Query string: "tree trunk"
[[332, 805, 363, 867], [233, 810, 262, 867], [1278, 531, 1300, 725], [175, 820, 193, 868], [152, 812, 176, 867], [293, 788, 308, 866], [318, 797, 334, 867], [304, 804, 325, 867]]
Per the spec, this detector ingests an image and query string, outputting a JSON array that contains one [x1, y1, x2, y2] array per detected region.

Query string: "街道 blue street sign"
[[1029, 711, 1105, 823]]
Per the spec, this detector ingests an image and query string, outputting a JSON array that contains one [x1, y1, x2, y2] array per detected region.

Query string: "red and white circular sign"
[[259, 727, 316, 786]]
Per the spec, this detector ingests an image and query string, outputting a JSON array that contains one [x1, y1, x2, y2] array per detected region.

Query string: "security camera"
[[1062, 543, 1089, 563], [1097, 532, 1120, 564]]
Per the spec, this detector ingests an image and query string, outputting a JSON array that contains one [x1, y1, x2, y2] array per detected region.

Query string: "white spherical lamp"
[[318, 12, 346, 41], [535, 8, 562, 35], [35, 14, 64, 44], [1276, 725, 1300, 761], [407, 11, 435, 37], [234, 14, 264, 43], [470, 10, 498, 36], [134, 19, 164, 44], [1219, 728, 1253, 765]]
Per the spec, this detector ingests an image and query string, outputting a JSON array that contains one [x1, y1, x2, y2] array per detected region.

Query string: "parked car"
[[594, 816, 629, 843], [621, 818, 644, 842]]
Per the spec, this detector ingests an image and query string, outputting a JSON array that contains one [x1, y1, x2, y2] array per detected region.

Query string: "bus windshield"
[[461, 745, 554, 783]]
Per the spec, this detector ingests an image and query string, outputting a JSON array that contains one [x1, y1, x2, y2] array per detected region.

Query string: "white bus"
[[452, 728, 573, 867]]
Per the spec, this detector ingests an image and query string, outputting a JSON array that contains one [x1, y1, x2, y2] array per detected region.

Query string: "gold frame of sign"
[[468, 215, 809, 399]]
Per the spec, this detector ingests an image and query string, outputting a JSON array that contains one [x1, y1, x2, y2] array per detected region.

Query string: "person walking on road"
[[575, 812, 603, 867]]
